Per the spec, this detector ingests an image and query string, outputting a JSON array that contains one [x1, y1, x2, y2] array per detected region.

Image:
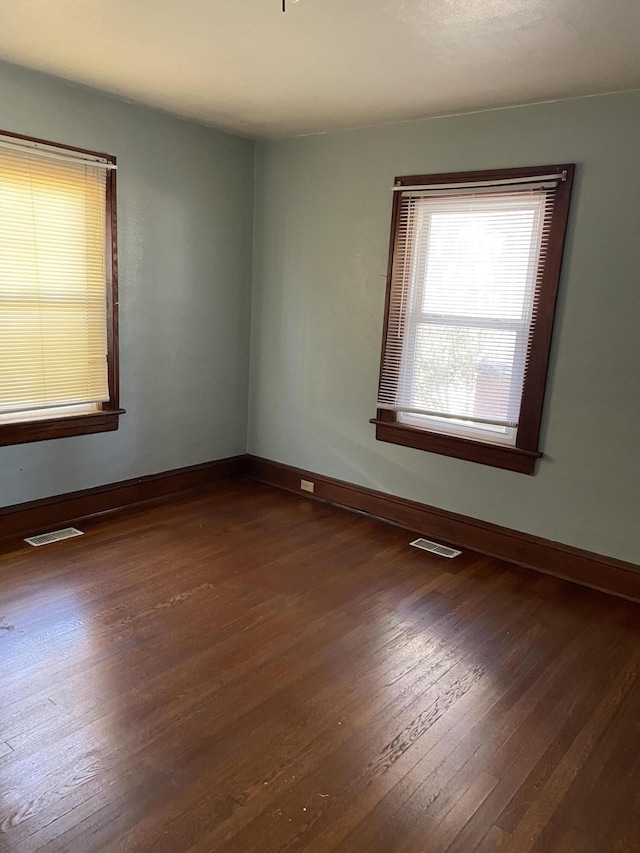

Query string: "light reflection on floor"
[[0, 583, 124, 846]]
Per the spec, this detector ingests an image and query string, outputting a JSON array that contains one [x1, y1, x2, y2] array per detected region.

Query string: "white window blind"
[[377, 177, 562, 445], [0, 143, 109, 421]]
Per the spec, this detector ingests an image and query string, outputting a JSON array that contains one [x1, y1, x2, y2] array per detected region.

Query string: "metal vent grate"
[[410, 538, 461, 558], [24, 527, 84, 547]]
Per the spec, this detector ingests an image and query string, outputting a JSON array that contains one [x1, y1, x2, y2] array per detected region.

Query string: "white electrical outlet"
[[300, 479, 315, 493]]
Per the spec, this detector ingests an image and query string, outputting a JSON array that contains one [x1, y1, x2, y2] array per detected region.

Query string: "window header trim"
[[392, 171, 567, 192], [0, 134, 117, 169]]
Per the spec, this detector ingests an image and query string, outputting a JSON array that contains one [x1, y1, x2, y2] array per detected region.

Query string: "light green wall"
[[0, 61, 254, 507], [249, 92, 640, 563], [0, 62, 637, 564]]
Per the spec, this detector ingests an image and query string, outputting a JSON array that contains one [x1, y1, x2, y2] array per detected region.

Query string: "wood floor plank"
[[322, 598, 598, 852], [504, 652, 640, 853], [0, 480, 638, 852], [472, 824, 513, 852], [437, 612, 638, 853], [170, 572, 536, 843], [291, 600, 546, 852]]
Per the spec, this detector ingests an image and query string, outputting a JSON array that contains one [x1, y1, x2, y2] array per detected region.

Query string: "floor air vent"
[[410, 538, 461, 558], [24, 527, 84, 547]]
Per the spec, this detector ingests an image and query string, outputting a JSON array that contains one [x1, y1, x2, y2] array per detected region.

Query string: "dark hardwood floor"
[[0, 480, 639, 852]]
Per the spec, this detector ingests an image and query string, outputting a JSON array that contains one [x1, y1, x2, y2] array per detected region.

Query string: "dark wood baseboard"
[[0, 455, 248, 541], [3, 452, 637, 604], [247, 455, 640, 604]]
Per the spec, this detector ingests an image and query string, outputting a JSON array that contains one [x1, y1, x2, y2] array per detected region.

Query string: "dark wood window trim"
[[0, 130, 123, 447], [372, 164, 575, 475]]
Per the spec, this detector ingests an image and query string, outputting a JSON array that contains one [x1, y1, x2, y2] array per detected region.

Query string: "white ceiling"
[[0, 0, 638, 138]]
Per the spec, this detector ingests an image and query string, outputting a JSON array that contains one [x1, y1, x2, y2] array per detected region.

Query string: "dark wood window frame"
[[0, 129, 123, 447], [371, 164, 575, 475]]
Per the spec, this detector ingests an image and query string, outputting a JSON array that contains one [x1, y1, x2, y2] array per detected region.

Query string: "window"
[[0, 130, 122, 446], [372, 165, 575, 474]]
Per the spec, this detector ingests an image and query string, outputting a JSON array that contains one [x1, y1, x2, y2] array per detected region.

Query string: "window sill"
[[0, 408, 125, 447], [370, 418, 541, 474]]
